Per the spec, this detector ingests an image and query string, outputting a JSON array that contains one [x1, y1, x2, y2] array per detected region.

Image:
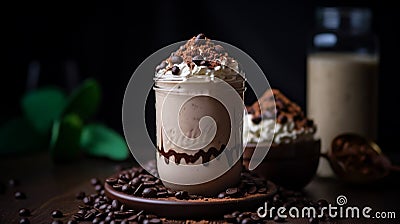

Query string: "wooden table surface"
[[1, 152, 399, 223]]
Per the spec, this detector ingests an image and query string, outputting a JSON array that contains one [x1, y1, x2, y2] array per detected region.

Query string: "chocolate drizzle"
[[157, 128, 226, 165]]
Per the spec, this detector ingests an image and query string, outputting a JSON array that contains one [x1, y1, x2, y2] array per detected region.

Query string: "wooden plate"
[[104, 181, 277, 219]]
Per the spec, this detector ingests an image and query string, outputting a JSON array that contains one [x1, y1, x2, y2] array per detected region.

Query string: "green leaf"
[[50, 114, 83, 161], [0, 117, 45, 154], [21, 87, 67, 134], [63, 79, 101, 120], [80, 124, 129, 161]]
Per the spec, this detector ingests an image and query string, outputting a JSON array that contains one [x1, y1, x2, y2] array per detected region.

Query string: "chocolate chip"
[[170, 55, 183, 64], [142, 188, 157, 198], [251, 116, 262, 124], [14, 191, 26, 199], [171, 66, 180, 75], [51, 210, 63, 218], [192, 55, 204, 63], [19, 218, 30, 224], [18, 208, 30, 217], [278, 115, 288, 124]]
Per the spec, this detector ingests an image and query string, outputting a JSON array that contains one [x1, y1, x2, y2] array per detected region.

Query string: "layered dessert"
[[243, 89, 320, 189], [154, 34, 245, 196]]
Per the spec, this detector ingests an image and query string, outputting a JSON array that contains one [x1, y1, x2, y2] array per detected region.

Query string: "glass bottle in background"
[[307, 7, 379, 177]]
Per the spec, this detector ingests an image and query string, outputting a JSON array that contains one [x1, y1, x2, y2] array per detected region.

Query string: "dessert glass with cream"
[[243, 89, 320, 189], [154, 34, 245, 196]]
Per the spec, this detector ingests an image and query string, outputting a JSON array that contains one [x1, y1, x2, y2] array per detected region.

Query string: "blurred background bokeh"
[[3, 0, 398, 152]]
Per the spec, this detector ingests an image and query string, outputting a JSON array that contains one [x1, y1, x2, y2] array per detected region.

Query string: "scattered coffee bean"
[[142, 187, 157, 198], [111, 199, 120, 210], [273, 215, 285, 222], [51, 210, 63, 218], [19, 218, 30, 224], [67, 220, 77, 224], [174, 191, 189, 200], [14, 191, 26, 199], [224, 214, 236, 222], [217, 192, 226, 198], [91, 178, 101, 186], [171, 66, 180, 75], [83, 196, 92, 205], [18, 208, 30, 217]]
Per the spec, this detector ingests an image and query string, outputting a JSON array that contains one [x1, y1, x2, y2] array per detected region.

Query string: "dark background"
[[2, 1, 398, 152]]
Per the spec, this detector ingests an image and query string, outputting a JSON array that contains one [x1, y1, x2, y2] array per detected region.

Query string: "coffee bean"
[[19, 218, 30, 224], [257, 187, 267, 193], [104, 216, 113, 222], [19, 208, 30, 217], [143, 181, 156, 187], [134, 184, 144, 196], [247, 186, 257, 194], [109, 199, 119, 211], [171, 66, 180, 75], [241, 218, 253, 224], [51, 210, 63, 218], [67, 220, 77, 224], [76, 191, 85, 199], [14, 191, 26, 199], [91, 178, 101, 186], [112, 184, 123, 191], [84, 211, 95, 220], [170, 55, 183, 64], [142, 188, 157, 198], [83, 196, 92, 205], [106, 177, 118, 185], [92, 217, 102, 224], [196, 33, 206, 40], [217, 192, 226, 198], [95, 184, 103, 192], [250, 213, 260, 221], [223, 214, 235, 222], [129, 178, 140, 187], [156, 191, 168, 198], [118, 179, 127, 185], [149, 218, 162, 223], [232, 211, 241, 217], [226, 187, 239, 196], [122, 184, 132, 193], [174, 191, 189, 200]]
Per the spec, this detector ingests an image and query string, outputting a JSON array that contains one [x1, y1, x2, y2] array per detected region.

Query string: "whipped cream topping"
[[245, 89, 316, 145], [154, 34, 244, 81], [244, 114, 316, 145]]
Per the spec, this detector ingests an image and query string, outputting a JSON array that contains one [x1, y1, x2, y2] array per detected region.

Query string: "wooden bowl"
[[243, 140, 321, 189]]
